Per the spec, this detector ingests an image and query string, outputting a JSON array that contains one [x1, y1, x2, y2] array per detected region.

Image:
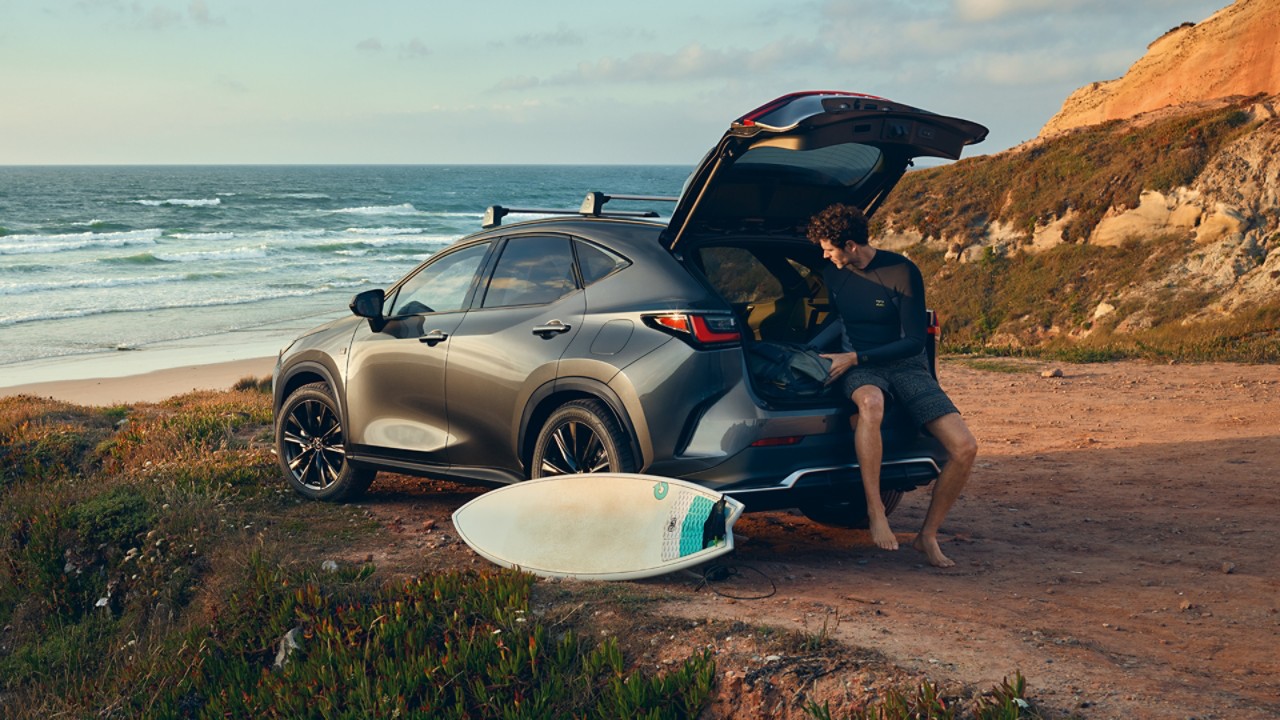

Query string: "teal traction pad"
[[678, 495, 716, 557]]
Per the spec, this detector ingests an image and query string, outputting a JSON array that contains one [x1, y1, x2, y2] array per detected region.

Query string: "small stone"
[[321, 560, 339, 572], [1179, 600, 1194, 612], [273, 627, 303, 670], [1041, 368, 1064, 378], [1221, 562, 1236, 574]]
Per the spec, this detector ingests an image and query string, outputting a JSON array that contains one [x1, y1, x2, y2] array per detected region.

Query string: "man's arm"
[[806, 320, 843, 351]]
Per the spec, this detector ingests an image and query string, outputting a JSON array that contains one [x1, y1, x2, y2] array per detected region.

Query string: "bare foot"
[[868, 515, 899, 551], [912, 534, 954, 568]]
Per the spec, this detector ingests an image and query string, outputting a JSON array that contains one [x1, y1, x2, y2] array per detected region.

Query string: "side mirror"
[[349, 288, 388, 332]]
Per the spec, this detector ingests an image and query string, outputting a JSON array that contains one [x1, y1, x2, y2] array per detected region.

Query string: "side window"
[[575, 239, 628, 285], [481, 235, 578, 308], [387, 242, 490, 316], [698, 247, 783, 305]]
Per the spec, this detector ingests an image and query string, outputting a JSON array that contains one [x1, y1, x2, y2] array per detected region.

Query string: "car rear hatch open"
[[661, 91, 989, 251]]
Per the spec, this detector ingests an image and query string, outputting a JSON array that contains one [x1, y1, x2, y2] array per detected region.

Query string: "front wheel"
[[530, 399, 637, 478], [276, 382, 375, 501], [800, 488, 903, 529]]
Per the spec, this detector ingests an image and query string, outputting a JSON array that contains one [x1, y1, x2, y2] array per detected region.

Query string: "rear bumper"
[[719, 455, 942, 511], [615, 340, 948, 511]]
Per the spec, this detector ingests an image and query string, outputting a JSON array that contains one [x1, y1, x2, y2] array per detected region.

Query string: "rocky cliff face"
[[868, 1, 1280, 355], [875, 97, 1280, 352], [1041, 0, 1280, 137]]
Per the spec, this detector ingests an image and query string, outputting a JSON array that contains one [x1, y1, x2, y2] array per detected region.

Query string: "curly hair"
[[806, 203, 869, 247]]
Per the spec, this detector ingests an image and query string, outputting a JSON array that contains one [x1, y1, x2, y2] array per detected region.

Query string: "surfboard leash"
[[691, 563, 777, 600]]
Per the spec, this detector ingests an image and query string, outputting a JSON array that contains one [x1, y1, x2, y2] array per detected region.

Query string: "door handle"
[[419, 330, 448, 346], [531, 320, 572, 338]]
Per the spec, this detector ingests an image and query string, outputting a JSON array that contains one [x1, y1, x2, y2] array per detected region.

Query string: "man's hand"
[[820, 351, 858, 385]]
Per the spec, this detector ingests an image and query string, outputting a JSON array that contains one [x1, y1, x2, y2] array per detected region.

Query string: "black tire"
[[530, 399, 637, 478], [275, 382, 375, 501], [800, 488, 903, 529]]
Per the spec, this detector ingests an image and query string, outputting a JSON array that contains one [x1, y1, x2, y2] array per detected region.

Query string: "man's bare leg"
[[851, 386, 897, 550], [912, 413, 977, 567]]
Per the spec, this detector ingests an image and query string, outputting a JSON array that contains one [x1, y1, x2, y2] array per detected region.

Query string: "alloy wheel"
[[281, 398, 346, 491], [539, 419, 610, 475]]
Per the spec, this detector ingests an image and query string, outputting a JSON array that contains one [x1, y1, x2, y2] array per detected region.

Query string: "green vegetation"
[[866, 99, 1280, 361], [2, 384, 1055, 717], [0, 389, 717, 718], [905, 235, 1279, 363], [877, 103, 1259, 244], [807, 672, 1043, 720]]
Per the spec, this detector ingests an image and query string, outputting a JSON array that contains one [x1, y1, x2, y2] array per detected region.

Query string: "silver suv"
[[272, 91, 987, 527]]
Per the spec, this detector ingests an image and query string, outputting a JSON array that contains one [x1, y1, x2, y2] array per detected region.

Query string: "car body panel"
[[445, 289, 586, 470], [345, 310, 465, 463]]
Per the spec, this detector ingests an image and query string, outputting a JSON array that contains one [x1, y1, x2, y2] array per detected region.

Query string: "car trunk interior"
[[687, 237, 831, 347]]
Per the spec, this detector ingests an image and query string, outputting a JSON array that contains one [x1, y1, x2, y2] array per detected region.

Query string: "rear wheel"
[[531, 399, 637, 478], [800, 488, 902, 529], [276, 382, 375, 501]]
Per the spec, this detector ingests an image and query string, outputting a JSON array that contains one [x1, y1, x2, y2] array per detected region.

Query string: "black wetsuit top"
[[816, 249, 927, 366]]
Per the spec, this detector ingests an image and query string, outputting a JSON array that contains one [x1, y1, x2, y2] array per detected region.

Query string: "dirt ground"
[[339, 359, 1280, 719]]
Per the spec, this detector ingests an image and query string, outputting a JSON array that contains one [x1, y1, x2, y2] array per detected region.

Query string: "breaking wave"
[[0, 229, 163, 255], [326, 203, 421, 216], [132, 198, 222, 208]]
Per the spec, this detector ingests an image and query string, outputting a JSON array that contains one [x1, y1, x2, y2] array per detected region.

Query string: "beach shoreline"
[[0, 355, 277, 406]]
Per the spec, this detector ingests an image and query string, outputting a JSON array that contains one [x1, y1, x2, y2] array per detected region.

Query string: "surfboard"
[[451, 473, 745, 581]]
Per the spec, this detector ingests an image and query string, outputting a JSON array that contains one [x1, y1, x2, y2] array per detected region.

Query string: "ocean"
[[0, 165, 690, 383]]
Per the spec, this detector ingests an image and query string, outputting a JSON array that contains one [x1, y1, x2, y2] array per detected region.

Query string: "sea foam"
[[326, 203, 421, 216], [0, 229, 163, 255], [132, 198, 222, 207]]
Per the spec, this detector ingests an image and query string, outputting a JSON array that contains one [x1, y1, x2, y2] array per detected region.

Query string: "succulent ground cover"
[[0, 383, 1039, 719]]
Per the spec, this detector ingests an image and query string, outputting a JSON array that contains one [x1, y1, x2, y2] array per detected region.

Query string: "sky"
[[0, 0, 1232, 165]]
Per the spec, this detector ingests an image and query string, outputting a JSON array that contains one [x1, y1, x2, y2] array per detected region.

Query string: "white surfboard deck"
[[452, 473, 745, 581]]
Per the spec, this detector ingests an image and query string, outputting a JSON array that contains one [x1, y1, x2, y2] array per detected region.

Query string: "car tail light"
[[927, 309, 941, 336], [750, 435, 803, 447], [643, 313, 741, 348]]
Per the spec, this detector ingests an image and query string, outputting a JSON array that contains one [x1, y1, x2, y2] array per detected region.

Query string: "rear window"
[[732, 144, 884, 188]]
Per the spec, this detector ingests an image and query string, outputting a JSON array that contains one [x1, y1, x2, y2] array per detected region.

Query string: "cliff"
[[872, 96, 1280, 360], [1041, 0, 1280, 137]]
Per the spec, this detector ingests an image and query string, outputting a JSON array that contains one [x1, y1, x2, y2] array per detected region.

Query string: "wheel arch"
[[519, 378, 645, 477], [275, 359, 346, 420]]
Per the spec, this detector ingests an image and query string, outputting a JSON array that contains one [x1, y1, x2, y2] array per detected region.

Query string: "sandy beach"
[[0, 355, 277, 406]]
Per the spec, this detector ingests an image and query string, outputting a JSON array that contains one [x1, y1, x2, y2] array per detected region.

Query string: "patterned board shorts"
[[838, 352, 959, 428]]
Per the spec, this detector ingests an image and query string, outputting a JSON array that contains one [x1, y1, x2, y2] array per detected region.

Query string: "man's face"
[[818, 237, 858, 270]]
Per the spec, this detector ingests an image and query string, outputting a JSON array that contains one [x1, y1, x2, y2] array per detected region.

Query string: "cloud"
[[506, 23, 585, 48], [494, 75, 542, 92], [399, 38, 431, 59], [187, 0, 224, 27], [146, 5, 183, 30], [495, 38, 828, 90], [357, 37, 431, 59], [213, 75, 249, 94], [75, 0, 224, 30], [954, 0, 1115, 22]]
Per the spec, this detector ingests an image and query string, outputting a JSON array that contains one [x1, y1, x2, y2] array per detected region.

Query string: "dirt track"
[[351, 359, 1280, 719]]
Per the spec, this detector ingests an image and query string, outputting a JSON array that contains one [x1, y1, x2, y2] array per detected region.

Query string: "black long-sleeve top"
[[814, 249, 927, 366]]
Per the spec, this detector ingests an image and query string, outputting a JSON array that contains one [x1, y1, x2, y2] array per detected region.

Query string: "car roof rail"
[[482, 191, 679, 229]]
